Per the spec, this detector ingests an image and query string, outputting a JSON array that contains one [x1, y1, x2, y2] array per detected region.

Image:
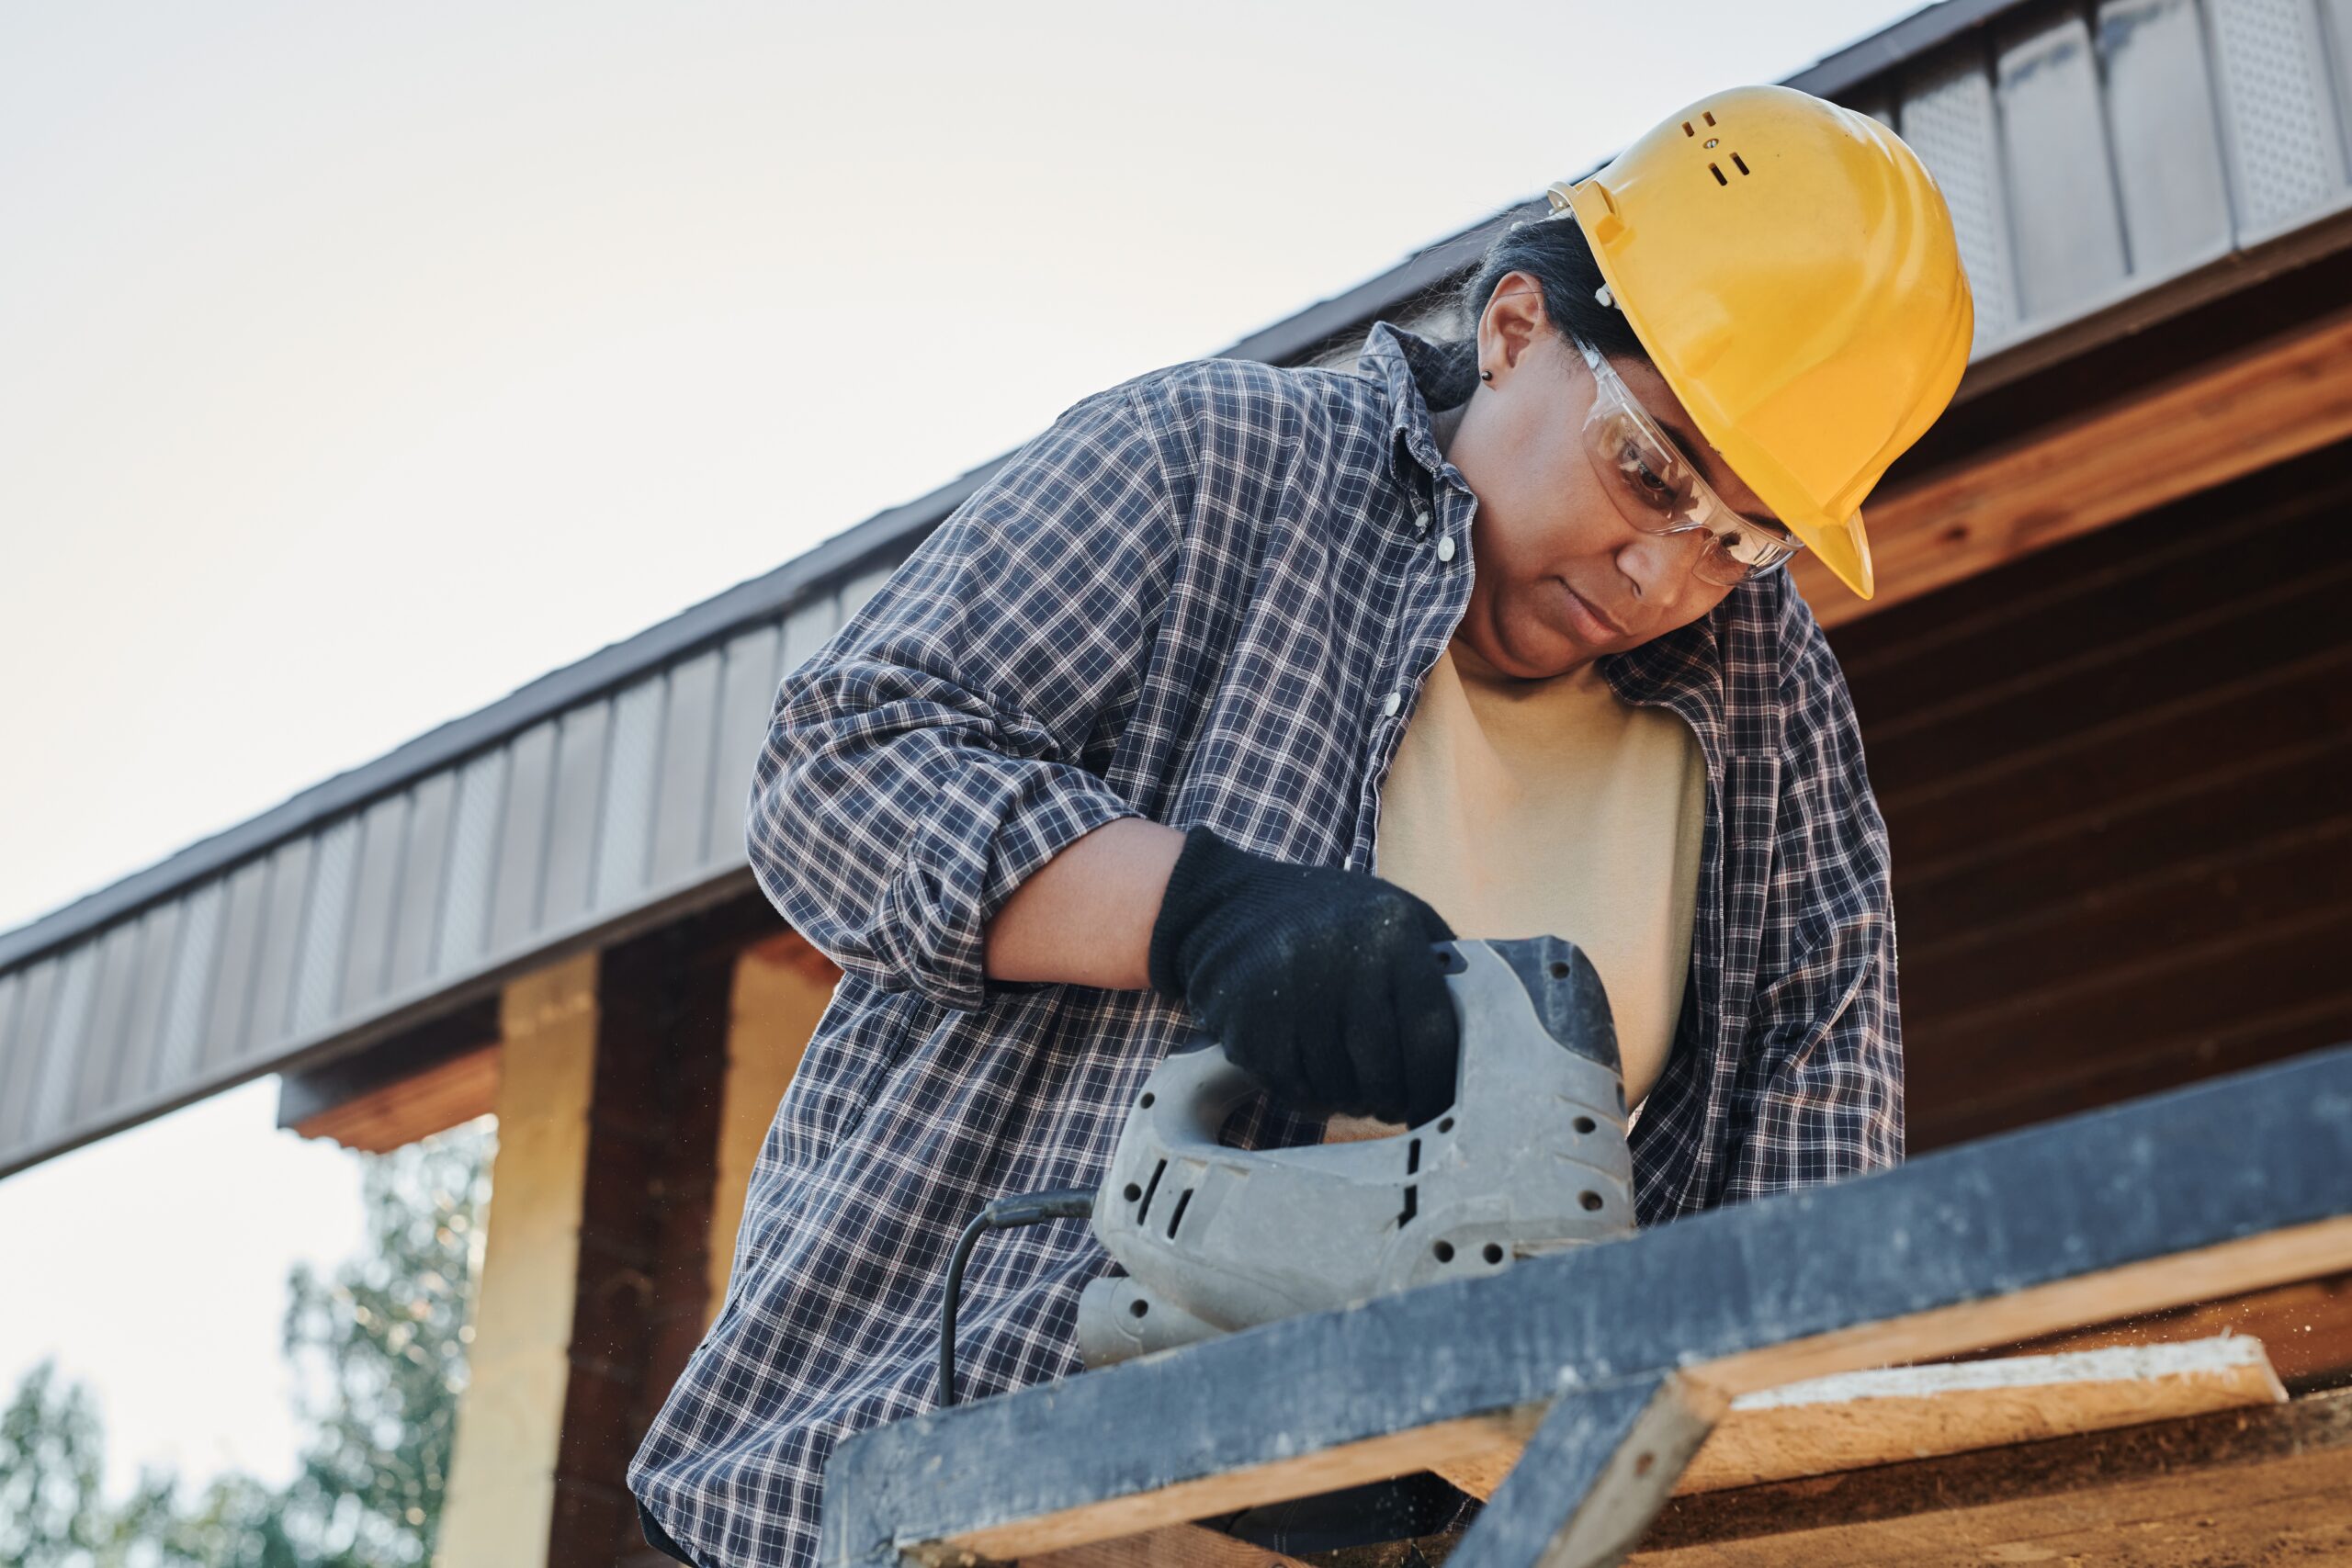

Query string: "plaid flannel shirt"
[[629, 320, 1902, 1568]]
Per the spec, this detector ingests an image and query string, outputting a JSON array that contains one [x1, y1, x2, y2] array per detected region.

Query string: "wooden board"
[[1979, 1269, 2352, 1391], [1021, 1521, 1316, 1568], [1432, 1336, 2285, 1501], [1795, 304, 2352, 626], [288, 1041, 498, 1154], [1631, 1388, 2352, 1565]]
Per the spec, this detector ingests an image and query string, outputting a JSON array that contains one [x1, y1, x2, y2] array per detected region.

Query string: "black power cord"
[[937, 1187, 1097, 1408]]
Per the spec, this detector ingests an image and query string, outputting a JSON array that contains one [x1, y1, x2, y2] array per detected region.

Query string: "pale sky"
[[0, 0, 1928, 1502]]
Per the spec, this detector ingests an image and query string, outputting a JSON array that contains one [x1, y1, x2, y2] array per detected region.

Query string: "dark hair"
[[1452, 210, 1648, 367]]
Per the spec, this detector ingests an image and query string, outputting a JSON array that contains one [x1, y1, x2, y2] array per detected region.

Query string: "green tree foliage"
[[0, 1118, 494, 1568]]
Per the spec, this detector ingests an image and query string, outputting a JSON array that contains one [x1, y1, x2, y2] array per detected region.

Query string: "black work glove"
[[1147, 826, 1461, 1126]]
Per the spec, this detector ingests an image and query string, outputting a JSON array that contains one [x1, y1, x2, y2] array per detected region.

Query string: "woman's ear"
[[1479, 270, 1552, 384]]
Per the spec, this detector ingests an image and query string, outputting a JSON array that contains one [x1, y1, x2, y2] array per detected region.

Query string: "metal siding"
[[245, 837, 314, 1049], [288, 818, 357, 1034], [341, 793, 412, 1010], [649, 649, 721, 886], [0, 974, 22, 1129], [838, 565, 897, 624], [2099, 0, 2236, 275], [436, 747, 509, 975], [23, 943, 99, 1148], [289, 816, 360, 1038], [200, 859, 272, 1064], [1901, 47, 2021, 353], [781, 594, 844, 675], [389, 770, 456, 994], [1, 961, 60, 1150], [68, 920, 144, 1125], [594, 676, 665, 910], [2209, 0, 2348, 239], [488, 722, 558, 954], [1998, 16, 2132, 318], [112, 902, 181, 1105], [153, 885, 223, 1089], [705, 621, 784, 870], [2325, 0, 2352, 160], [539, 698, 612, 929]]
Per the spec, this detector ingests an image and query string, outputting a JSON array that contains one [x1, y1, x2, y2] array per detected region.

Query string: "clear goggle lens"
[[1576, 342, 1802, 589]]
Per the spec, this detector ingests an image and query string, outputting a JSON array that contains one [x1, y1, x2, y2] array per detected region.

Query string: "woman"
[[633, 85, 1972, 1568]]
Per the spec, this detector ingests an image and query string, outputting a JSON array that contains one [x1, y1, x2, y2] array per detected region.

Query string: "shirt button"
[[1381, 691, 1402, 716], [1436, 535, 1457, 562]]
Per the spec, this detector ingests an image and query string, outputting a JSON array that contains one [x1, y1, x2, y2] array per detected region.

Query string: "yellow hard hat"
[[1549, 85, 1974, 599]]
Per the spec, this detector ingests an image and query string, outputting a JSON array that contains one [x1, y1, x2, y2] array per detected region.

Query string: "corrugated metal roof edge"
[[0, 0, 2018, 975]]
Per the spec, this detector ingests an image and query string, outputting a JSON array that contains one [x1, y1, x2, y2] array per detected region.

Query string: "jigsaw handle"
[[1153, 937, 1617, 1144]]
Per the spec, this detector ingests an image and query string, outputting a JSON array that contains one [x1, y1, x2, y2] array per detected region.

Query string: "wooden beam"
[[276, 994, 501, 1149], [1023, 1522, 1317, 1568], [288, 1043, 499, 1154], [1630, 1389, 2352, 1565], [1798, 305, 2352, 626], [438, 953, 600, 1568], [705, 931, 838, 1323], [1434, 1336, 2284, 1501], [1975, 1269, 2352, 1393], [820, 1049, 2352, 1568]]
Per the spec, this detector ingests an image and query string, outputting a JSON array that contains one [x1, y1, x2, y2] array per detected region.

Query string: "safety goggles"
[[1573, 333, 1804, 589]]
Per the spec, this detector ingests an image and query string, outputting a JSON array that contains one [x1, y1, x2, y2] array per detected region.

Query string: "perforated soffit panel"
[[8, 0, 2352, 1178]]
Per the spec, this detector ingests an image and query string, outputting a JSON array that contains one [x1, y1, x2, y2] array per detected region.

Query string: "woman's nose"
[[1614, 528, 1713, 604]]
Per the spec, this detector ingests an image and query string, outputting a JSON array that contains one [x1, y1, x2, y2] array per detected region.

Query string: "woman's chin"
[[1490, 604, 1594, 679]]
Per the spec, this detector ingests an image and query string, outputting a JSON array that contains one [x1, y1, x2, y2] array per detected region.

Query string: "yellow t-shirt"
[[1366, 633, 1705, 1112]]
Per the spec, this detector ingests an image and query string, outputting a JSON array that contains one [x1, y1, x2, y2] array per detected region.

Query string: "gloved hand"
[[1146, 826, 1461, 1126]]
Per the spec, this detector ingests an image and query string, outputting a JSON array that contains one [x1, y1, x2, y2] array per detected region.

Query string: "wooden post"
[[705, 931, 838, 1324], [435, 952, 601, 1568]]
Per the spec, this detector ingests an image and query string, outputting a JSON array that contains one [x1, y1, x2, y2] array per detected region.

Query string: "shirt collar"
[[1357, 319, 1480, 498]]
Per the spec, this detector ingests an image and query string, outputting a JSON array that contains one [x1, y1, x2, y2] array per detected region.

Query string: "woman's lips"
[[1552, 579, 1626, 642]]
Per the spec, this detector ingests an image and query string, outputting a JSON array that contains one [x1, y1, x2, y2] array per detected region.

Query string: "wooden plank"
[[704, 931, 838, 1321], [1023, 1521, 1316, 1568], [820, 1049, 2352, 1567], [1630, 1389, 2352, 1565], [1795, 305, 2352, 626], [1975, 1269, 2352, 1392], [1834, 464, 2349, 728], [1863, 560, 2350, 803], [1433, 1337, 2284, 1501], [946, 1414, 1542, 1565], [1883, 652, 2352, 870], [289, 1043, 500, 1156]]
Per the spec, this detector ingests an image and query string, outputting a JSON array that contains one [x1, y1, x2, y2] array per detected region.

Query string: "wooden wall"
[[1831, 434, 2352, 1153]]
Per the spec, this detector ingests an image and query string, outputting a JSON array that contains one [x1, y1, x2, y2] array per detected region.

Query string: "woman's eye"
[[1621, 446, 1675, 503]]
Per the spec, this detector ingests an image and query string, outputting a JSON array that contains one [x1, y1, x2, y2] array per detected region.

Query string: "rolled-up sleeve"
[[1720, 902, 1903, 1201], [745, 383, 1175, 1011], [1720, 624, 1905, 1201]]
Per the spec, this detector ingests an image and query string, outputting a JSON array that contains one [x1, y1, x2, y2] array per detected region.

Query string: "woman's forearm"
[[983, 818, 1187, 991]]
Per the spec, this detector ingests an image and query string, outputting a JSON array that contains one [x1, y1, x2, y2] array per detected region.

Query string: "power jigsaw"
[[1075, 934, 1635, 1368]]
